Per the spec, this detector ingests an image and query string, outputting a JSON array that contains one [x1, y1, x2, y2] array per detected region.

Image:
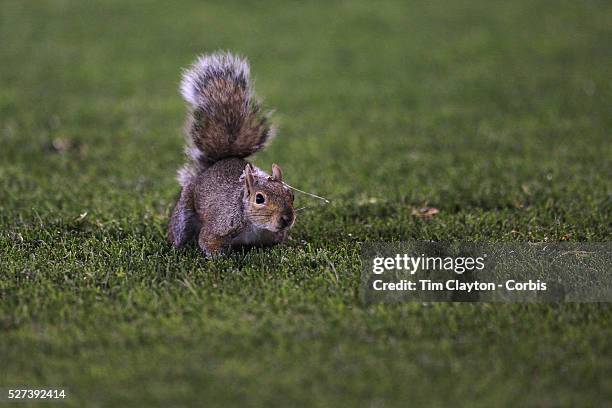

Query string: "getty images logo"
[[372, 253, 487, 275]]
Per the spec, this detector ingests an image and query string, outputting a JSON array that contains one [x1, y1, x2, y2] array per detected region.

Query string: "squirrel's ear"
[[244, 163, 255, 195], [271, 163, 283, 182]]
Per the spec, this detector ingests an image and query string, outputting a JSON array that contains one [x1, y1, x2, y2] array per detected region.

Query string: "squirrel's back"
[[178, 52, 274, 187]]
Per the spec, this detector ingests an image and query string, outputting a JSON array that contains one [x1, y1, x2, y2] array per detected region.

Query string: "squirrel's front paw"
[[273, 230, 289, 244]]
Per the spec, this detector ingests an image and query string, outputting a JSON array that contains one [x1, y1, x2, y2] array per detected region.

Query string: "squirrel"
[[168, 52, 295, 256]]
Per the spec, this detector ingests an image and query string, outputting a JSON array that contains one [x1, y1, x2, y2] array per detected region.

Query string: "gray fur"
[[180, 51, 274, 171], [168, 184, 201, 247], [169, 52, 294, 256], [180, 53, 250, 106]]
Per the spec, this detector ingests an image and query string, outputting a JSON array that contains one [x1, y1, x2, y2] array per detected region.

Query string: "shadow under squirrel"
[[168, 52, 295, 256]]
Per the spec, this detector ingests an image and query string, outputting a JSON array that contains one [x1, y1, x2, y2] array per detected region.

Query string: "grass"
[[1, 0, 611, 406]]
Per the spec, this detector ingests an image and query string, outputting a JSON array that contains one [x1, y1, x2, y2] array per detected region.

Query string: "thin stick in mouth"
[[282, 182, 330, 204]]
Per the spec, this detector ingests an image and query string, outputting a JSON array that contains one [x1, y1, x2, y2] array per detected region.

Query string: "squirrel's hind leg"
[[168, 189, 201, 247], [198, 228, 231, 257]]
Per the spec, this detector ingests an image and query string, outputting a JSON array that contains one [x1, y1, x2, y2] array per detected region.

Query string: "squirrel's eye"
[[255, 193, 265, 204]]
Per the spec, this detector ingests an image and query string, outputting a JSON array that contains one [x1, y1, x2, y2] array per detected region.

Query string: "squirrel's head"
[[243, 163, 295, 232]]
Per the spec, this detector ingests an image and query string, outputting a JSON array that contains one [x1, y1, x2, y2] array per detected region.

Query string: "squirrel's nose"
[[279, 213, 294, 229]]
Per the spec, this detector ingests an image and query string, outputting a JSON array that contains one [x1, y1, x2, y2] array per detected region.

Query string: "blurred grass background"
[[0, 0, 611, 406]]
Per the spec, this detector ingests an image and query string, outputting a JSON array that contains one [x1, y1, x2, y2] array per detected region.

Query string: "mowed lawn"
[[1, 0, 611, 406]]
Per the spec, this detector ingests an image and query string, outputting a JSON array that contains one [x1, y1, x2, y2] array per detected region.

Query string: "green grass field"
[[1, 0, 611, 406]]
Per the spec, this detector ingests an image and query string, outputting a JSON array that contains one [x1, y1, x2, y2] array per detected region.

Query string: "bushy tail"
[[180, 52, 274, 169]]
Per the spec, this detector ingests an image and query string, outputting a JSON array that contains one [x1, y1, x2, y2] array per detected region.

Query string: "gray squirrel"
[[168, 52, 295, 256]]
